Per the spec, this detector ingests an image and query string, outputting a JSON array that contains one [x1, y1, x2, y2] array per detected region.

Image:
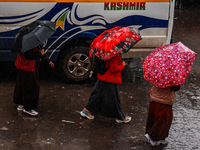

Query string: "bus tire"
[[58, 45, 95, 83]]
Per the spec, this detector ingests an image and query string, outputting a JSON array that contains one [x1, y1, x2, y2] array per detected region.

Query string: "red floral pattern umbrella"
[[89, 26, 141, 60], [143, 42, 197, 88]]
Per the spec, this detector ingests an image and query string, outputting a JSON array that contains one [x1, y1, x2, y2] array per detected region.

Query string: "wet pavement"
[[0, 7, 200, 150]]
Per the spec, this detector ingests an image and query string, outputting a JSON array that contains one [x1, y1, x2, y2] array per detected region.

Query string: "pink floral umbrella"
[[142, 42, 197, 88]]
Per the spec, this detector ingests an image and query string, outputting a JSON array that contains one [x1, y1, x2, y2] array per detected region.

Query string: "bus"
[[0, 0, 175, 82]]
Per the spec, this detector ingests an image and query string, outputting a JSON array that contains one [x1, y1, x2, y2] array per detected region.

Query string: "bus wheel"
[[58, 45, 95, 83]]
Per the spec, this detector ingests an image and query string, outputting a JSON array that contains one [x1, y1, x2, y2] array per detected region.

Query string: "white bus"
[[0, 0, 175, 82]]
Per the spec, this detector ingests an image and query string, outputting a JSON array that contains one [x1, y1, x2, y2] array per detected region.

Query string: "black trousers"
[[13, 70, 40, 110], [86, 79, 125, 120]]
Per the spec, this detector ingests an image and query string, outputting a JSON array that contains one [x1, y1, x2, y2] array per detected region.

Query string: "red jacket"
[[15, 47, 41, 72], [15, 53, 36, 72], [98, 55, 124, 84]]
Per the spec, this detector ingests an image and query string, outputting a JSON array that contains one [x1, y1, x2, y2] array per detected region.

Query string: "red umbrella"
[[89, 26, 141, 60], [142, 42, 197, 88]]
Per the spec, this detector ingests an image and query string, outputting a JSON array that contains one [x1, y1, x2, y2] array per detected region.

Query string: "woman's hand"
[[122, 60, 126, 66], [49, 61, 55, 68], [39, 49, 45, 55]]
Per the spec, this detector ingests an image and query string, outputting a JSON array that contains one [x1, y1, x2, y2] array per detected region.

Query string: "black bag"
[[95, 57, 108, 75]]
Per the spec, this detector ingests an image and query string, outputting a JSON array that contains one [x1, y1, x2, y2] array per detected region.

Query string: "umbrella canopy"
[[143, 42, 197, 88], [89, 26, 141, 60], [13, 20, 56, 53]]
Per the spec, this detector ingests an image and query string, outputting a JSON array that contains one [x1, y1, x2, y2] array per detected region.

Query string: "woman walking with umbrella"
[[143, 42, 197, 146], [80, 26, 141, 123], [13, 20, 56, 116]]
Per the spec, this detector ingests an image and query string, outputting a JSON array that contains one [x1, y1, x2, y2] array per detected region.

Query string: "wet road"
[[0, 8, 200, 150]]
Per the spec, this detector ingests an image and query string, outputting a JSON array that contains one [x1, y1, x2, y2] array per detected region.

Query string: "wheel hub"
[[77, 62, 82, 67], [67, 53, 91, 77]]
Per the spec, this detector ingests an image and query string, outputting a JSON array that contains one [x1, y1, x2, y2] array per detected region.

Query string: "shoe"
[[157, 139, 168, 145], [145, 134, 157, 146], [17, 105, 24, 111], [116, 116, 131, 123], [23, 109, 39, 116], [80, 110, 94, 119]]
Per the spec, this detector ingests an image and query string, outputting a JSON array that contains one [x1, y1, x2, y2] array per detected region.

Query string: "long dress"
[[85, 79, 125, 120], [13, 47, 50, 111], [145, 101, 173, 141], [85, 55, 126, 120], [145, 85, 178, 141]]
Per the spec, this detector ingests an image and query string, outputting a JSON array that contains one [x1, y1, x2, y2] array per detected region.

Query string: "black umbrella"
[[13, 20, 56, 53]]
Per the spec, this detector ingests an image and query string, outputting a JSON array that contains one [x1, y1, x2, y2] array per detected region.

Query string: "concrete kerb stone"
[[122, 48, 154, 58]]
